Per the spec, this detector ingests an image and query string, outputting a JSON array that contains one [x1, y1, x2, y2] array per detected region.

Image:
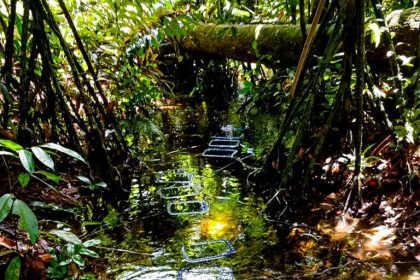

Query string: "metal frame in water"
[[202, 148, 238, 158], [155, 171, 194, 185], [181, 239, 236, 263], [208, 139, 241, 149], [158, 183, 202, 199], [212, 135, 242, 140], [167, 200, 209, 216], [178, 267, 235, 280]]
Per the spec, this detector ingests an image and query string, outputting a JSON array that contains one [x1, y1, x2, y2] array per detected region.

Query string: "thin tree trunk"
[[51, 0, 128, 154], [354, 0, 366, 200], [17, 0, 30, 144], [1, 0, 17, 129], [299, 0, 307, 40], [33, 7, 81, 150]]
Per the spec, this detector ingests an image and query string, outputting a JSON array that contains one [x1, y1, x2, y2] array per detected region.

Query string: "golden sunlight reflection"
[[319, 215, 359, 241], [200, 212, 237, 238]]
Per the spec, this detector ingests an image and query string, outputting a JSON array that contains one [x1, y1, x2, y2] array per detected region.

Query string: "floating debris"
[[178, 267, 235, 280], [158, 183, 202, 199], [209, 139, 240, 149], [202, 148, 238, 158], [167, 200, 209, 216], [181, 239, 236, 263]]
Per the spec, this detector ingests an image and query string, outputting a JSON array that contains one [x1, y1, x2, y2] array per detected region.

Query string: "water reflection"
[[105, 102, 281, 279]]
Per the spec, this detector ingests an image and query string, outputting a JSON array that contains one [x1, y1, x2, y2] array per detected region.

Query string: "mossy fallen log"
[[180, 8, 419, 67]]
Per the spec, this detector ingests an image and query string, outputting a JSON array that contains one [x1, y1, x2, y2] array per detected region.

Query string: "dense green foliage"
[[0, 0, 418, 278]]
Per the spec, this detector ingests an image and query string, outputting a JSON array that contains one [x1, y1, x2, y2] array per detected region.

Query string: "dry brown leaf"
[[0, 236, 16, 249], [38, 254, 54, 263]]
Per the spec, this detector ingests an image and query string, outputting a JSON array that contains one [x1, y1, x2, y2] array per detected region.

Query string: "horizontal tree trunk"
[[180, 8, 419, 67]]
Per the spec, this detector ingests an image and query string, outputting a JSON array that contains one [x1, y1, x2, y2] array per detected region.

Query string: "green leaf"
[[50, 229, 82, 245], [251, 40, 257, 51], [58, 259, 72, 266], [72, 254, 85, 267], [0, 140, 23, 151], [31, 147, 54, 170], [0, 250, 15, 258], [5, 256, 21, 280], [12, 199, 38, 244], [39, 143, 86, 164], [79, 247, 99, 258], [37, 171, 62, 184], [82, 239, 101, 248], [94, 182, 107, 189], [17, 150, 35, 174], [77, 176, 92, 186], [0, 194, 14, 223], [0, 151, 17, 157], [18, 173, 30, 188], [0, 82, 12, 103]]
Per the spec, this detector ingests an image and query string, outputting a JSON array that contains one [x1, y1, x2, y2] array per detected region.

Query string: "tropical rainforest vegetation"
[[0, 0, 418, 279]]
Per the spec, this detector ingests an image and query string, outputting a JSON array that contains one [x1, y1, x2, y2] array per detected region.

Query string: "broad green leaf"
[[66, 243, 76, 255], [82, 239, 101, 248], [72, 254, 85, 267], [18, 150, 35, 174], [39, 143, 86, 164], [37, 171, 62, 184], [77, 176, 92, 186], [58, 259, 72, 266], [0, 140, 23, 151], [0, 82, 12, 103], [0, 194, 14, 223], [94, 182, 107, 189], [50, 229, 82, 245], [31, 147, 54, 170], [18, 173, 30, 188], [12, 199, 38, 244], [0, 151, 17, 157], [79, 247, 99, 258], [5, 256, 21, 280]]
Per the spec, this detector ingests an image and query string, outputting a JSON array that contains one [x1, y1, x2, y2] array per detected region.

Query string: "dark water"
[[102, 101, 284, 279]]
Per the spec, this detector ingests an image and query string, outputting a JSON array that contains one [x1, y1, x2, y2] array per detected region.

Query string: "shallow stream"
[[103, 101, 284, 279]]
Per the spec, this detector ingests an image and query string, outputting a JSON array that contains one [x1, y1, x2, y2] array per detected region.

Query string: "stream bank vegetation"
[[0, 0, 418, 279]]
